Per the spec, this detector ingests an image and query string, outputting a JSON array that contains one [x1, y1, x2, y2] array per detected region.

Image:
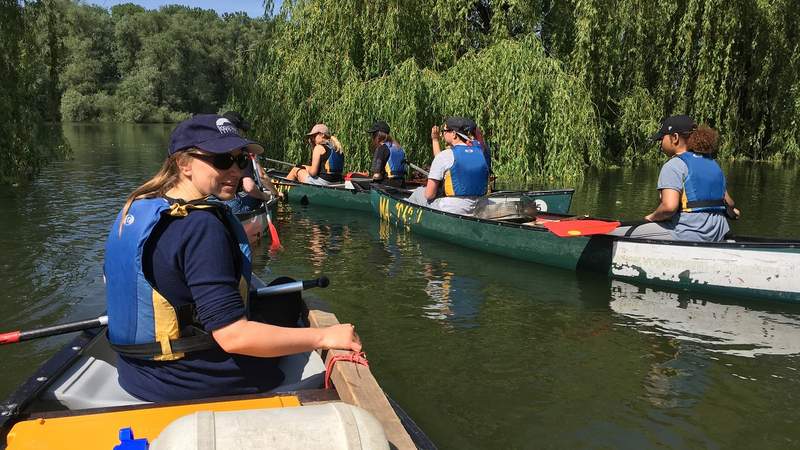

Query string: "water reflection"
[[376, 218, 485, 328], [610, 280, 800, 357]]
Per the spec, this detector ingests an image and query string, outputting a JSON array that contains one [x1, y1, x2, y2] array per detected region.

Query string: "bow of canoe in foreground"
[[0, 275, 436, 450]]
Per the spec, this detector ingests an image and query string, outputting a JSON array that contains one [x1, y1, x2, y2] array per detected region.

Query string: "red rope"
[[324, 351, 369, 389]]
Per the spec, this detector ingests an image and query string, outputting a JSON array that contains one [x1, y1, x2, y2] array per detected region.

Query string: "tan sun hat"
[[306, 123, 330, 137]]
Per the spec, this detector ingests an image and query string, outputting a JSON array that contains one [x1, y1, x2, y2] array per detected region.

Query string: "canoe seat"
[[42, 339, 327, 410]]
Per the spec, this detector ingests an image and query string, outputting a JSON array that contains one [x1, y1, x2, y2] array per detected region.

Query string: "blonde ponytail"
[[328, 135, 343, 153], [117, 152, 191, 234]]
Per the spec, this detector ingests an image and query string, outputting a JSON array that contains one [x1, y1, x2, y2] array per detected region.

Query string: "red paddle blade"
[[543, 220, 621, 237], [266, 214, 282, 250]]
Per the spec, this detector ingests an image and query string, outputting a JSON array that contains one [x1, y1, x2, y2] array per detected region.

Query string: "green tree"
[[0, 0, 68, 184]]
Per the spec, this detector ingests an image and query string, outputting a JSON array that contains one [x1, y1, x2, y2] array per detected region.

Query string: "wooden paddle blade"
[[543, 220, 621, 237]]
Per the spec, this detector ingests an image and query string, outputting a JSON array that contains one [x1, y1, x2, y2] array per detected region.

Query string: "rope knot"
[[324, 351, 369, 389]]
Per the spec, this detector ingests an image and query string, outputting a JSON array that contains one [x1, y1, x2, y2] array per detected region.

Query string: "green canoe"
[[371, 186, 800, 303], [270, 174, 374, 212], [270, 172, 574, 215]]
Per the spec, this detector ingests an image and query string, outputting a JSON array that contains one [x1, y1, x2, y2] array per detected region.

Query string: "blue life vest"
[[322, 142, 344, 175], [443, 144, 489, 197], [470, 139, 492, 172], [104, 198, 252, 361], [384, 142, 406, 178], [677, 151, 727, 213]]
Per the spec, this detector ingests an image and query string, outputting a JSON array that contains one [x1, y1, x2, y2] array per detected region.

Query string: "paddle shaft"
[[0, 277, 330, 345], [407, 162, 429, 177], [263, 157, 298, 169], [0, 316, 107, 344]]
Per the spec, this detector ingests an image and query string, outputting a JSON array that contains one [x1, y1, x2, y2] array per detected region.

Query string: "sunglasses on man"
[[189, 151, 250, 170]]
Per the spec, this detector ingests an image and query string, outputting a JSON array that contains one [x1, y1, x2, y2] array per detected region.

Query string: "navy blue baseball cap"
[[650, 115, 696, 141], [168, 114, 264, 155], [366, 120, 390, 134]]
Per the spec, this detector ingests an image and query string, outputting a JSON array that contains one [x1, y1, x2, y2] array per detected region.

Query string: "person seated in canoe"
[[224, 111, 282, 199], [367, 120, 406, 188], [285, 123, 345, 185], [104, 114, 360, 402], [407, 117, 489, 215], [611, 115, 740, 241], [432, 119, 492, 174], [213, 112, 280, 214]]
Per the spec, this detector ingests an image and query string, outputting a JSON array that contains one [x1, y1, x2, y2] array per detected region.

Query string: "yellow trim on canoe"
[[6, 395, 301, 450]]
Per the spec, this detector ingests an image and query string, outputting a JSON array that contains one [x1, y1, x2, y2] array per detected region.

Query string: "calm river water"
[[0, 124, 798, 449]]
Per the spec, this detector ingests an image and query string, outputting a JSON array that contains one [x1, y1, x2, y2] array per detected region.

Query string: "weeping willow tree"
[[230, 0, 599, 182], [231, 0, 799, 183], [565, 0, 800, 162], [0, 0, 69, 185]]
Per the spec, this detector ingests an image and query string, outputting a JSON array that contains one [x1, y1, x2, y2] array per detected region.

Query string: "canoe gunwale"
[[373, 187, 800, 250], [0, 327, 102, 440]]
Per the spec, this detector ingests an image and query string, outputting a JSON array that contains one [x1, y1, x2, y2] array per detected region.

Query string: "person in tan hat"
[[286, 123, 345, 185]]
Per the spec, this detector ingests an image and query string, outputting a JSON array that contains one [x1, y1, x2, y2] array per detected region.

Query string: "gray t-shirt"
[[426, 149, 479, 215], [657, 157, 729, 242]]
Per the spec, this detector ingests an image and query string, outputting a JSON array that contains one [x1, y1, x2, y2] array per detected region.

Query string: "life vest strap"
[[684, 199, 726, 209], [110, 329, 218, 359]]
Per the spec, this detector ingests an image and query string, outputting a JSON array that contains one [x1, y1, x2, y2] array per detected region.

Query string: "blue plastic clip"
[[113, 427, 149, 450]]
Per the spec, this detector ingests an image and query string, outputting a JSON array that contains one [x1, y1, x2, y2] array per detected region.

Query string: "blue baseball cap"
[[650, 115, 696, 141], [168, 114, 264, 155]]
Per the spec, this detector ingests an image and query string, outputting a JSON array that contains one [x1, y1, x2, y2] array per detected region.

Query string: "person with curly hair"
[[611, 115, 740, 241]]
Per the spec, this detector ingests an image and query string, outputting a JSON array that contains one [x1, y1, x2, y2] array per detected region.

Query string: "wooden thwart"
[[307, 309, 417, 450]]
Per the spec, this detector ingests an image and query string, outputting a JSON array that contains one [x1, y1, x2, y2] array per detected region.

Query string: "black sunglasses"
[[189, 152, 249, 170]]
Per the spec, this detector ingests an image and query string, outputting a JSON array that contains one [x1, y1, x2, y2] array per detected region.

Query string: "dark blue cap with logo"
[[650, 115, 696, 141], [168, 114, 264, 155]]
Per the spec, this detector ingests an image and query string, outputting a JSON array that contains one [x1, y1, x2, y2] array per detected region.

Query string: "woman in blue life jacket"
[[407, 117, 489, 215], [367, 120, 406, 188], [218, 111, 281, 214], [285, 123, 345, 185], [104, 114, 360, 402], [611, 115, 740, 241]]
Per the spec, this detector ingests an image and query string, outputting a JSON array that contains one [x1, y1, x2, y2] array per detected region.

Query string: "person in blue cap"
[[103, 114, 360, 402], [611, 115, 739, 241], [407, 117, 489, 215]]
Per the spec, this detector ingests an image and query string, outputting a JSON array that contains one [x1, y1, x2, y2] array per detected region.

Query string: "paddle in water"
[[266, 210, 282, 250], [249, 153, 283, 251], [543, 219, 622, 237]]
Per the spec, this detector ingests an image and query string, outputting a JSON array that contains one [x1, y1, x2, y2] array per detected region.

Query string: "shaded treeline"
[[42, 1, 270, 123], [230, 0, 800, 182], [1, 0, 269, 184], [0, 0, 69, 184]]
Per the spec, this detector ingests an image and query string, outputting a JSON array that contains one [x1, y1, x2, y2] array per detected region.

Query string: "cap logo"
[[124, 214, 135, 226], [216, 118, 238, 135], [667, 126, 673, 131]]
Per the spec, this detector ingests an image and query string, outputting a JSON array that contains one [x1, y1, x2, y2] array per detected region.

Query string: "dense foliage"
[[231, 0, 800, 182], [23, 1, 270, 123], [4, 0, 799, 183], [0, 0, 69, 184]]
